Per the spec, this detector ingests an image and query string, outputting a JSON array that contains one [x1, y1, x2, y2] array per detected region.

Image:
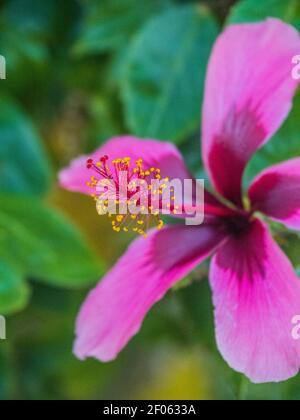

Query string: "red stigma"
[[100, 155, 109, 163], [86, 159, 93, 169]]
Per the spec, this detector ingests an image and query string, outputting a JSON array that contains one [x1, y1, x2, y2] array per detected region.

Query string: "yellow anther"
[[157, 220, 164, 230], [88, 155, 167, 239], [136, 159, 143, 167]]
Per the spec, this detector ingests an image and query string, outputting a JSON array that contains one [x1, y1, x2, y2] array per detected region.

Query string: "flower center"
[[86, 156, 176, 238], [223, 212, 253, 236]]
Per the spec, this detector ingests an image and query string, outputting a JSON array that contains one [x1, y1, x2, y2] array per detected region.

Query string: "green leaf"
[[245, 93, 300, 184], [74, 0, 172, 55], [0, 0, 51, 69], [0, 194, 105, 288], [122, 5, 218, 143], [227, 0, 300, 30], [0, 100, 52, 196], [0, 261, 30, 315]]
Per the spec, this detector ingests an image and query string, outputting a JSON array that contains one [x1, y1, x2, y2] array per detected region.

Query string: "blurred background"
[[1, 0, 300, 400]]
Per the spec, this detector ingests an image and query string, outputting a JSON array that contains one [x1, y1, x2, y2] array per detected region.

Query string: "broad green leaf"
[[245, 93, 300, 185], [227, 0, 300, 29], [0, 100, 52, 195], [0, 0, 51, 69], [122, 5, 218, 143], [0, 261, 30, 315], [0, 194, 104, 288], [74, 0, 172, 55], [2, 0, 57, 35]]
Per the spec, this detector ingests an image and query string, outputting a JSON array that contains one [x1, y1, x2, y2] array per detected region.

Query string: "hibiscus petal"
[[202, 19, 300, 206], [59, 136, 193, 194], [210, 219, 300, 383], [249, 158, 300, 231], [74, 222, 226, 362]]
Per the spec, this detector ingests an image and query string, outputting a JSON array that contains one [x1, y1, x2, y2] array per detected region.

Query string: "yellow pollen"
[[88, 155, 169, 239]]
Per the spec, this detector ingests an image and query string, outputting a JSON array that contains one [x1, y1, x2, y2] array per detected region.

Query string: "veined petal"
[[202, 19, 300, 206], [74, 222, 226, 362], [249, 158, 300, 231], [210, 219, 300, 383]]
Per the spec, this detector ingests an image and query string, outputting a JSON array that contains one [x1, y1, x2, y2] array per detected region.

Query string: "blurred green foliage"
[[0, 0, 300, 400]]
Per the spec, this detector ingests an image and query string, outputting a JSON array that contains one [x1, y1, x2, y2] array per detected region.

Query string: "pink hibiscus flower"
[[59, 19, 300, 383]]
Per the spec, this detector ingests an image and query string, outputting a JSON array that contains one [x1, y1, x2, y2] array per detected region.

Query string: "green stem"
[[237, 376, 249, 401]]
